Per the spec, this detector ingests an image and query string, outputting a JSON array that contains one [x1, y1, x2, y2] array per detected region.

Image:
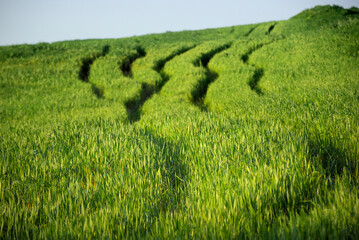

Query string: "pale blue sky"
[[0, 0, 357, 46]]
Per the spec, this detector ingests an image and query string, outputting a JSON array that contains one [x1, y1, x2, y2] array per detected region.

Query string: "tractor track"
[[266, 23, 277, 35], [192, 43, 232, 111], [125, 46, 195, 123], [120, 47, 146, 78], [78, 45, 110, 98], [241, 42, 275, 95], [244, 26, 258, 37]]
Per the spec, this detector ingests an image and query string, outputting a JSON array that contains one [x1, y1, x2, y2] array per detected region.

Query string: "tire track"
[[144, 130, 188, 222], [120, 46, 146, 77], [244, 26, 258, 37], [249, 68, 264, 95], [79, 45, 110, 98], [153, 46, 195, 91], [125, 46, 195, 123], [192, 44, 232, 111], [266, 23, 277, 35], [240, 42, 274, 95]]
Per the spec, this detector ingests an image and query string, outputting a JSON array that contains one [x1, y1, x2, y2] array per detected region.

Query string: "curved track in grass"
[[125, 46, 195, 122], [191, 44, 231, 111], [78, 45, 110, 98]]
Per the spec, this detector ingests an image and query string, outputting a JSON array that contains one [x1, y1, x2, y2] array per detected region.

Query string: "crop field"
[[1, 5, 359, 239]]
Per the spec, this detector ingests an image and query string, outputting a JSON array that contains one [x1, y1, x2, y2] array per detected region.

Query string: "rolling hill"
[[1, 5, 359, 239]]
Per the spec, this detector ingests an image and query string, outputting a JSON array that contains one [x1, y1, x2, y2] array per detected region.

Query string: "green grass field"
[[1, 5, 359, 239]]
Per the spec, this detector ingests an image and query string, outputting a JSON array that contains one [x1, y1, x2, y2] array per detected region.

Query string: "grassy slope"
[[1, 5, 359, 239]]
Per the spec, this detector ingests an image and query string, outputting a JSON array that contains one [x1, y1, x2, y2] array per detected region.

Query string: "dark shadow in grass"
[[249, 68, 264, 95], [79, 57, 95, 82], [79, 45, 110, 82], [128, 130, 188, 234], [125, 46, 195, 123], [125, 83, 154, 122], [345, 7, 359, 16], [266, 23, 277, 35], [102, 45, 110, 55], [79, 45, 110, 98], [241, 44, 264, 63], [192, 43, 231, 111], [308, 137, 358, 181], [153, 46, 195, 91], [120, 46, 146, 78], [192, 69, 219, 111], [244, 26, 257, 37], [240, 43, 273, 95], [149, 132, 188, 216], [91, 85, 104, 98], [193, 44, 231, 68]]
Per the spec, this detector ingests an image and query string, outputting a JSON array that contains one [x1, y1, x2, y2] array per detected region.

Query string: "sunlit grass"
[[0, 5, 358, 239]]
